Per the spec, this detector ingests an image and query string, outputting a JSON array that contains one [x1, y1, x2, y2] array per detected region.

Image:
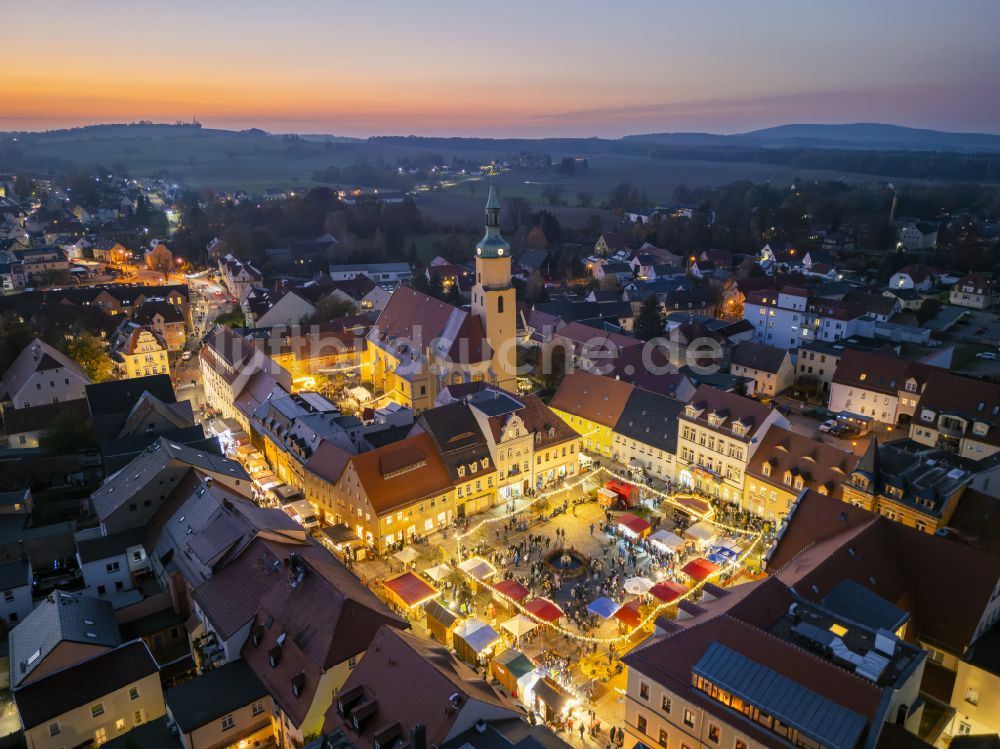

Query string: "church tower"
[[471, 184, 517, 392]]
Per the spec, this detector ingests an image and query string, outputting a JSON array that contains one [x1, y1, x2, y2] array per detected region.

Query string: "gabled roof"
[[549, 371, 634, 428], [766, 489, 1000, 653], [915, 372, 1000, 448], [682, 384, 774, 434], [131, 298, 185, 325], [747, 426, 856, 497], [321, 626, 516, 749], [13, 641, 158, 729], [613, 387, 685, 454], [166, 659, 268, 732], [729, 340, 789, 374], [10, 590, 120, 689], [348, 433, 452, 514], [241, 554, 406, 727], [415, 402, 492, 482], [831, 349, 942, 395], [0, 338, 89, 403]]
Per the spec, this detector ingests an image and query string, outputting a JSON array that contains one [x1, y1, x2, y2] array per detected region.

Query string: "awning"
[[674, 495, 712, 516], [682, 558, 721, 582], [459, 556, 497, 582], [492, 579, 530, 602], [614, 599, 642, 628], [424, 563, 453, 582], [649, 581, 688, 604], [382, 571, 439, 609], [393, 546, 419, 564], [617, 513, 651, 536], [587, 597, 621, 619], [321, 524, 358, 544], [501, 614, 538, 638], [623, 577, 654, 595], [649, 529, 685, 553], [524, 597, 564, 623], [684, 521, 718, 544]]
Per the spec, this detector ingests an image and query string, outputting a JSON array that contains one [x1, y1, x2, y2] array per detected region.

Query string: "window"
[[222, 714, 235, 731], [115, 718, 126, 731], [966, 688, 980, 706], [661, 695, 671, 713], [129, 686, 140, 701], [735, 741, 747, 749], [658, 729, 668, 747], [91, 703, 105, 718], [3, 590, 12, 603], [683, 708, 695, 728], [636, 715, 647, 734], [48, 722, 60, 737], [252, 702, 265, 716], [96, 727, 107, 745], [134, 710, 144, 726], [708, 723, 720, 743], [639, 681, 650, 700]]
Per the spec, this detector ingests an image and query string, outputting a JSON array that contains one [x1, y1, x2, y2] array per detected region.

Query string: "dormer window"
[[794, 477, 804, 490], [762, 464, 771, 477], [859, 373, 867, 381], [973, 421, 989, 436], [731, 424, 745, 437], [291, 672, 306, 698], [783, 472, 792, 486], [457, 465, 465, 478], [481, 458, 489, 469]]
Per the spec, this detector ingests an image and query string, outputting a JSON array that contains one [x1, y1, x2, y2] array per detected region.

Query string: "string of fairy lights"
[[441, 463, 765, 646]]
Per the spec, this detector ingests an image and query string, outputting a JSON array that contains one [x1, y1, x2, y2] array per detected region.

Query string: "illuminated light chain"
[[459, 533, 764, 646]]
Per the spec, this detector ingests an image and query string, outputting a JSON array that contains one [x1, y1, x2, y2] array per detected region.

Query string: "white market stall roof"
[[649, 529, 685, 553]]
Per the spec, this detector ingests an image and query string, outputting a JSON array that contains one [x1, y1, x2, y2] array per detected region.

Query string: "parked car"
[[817, 419, 838, 433], [829, 424, 852, 437], [976, 351, 998, 360], [181, 350, 192, 361]]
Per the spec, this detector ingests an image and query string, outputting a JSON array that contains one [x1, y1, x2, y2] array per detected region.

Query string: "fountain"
[[544, 547, 589, 578]]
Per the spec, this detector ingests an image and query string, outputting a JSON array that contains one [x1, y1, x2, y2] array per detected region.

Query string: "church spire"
[[476, 182, 509, 259]]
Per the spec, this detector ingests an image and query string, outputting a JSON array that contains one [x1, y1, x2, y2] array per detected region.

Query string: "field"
[[4, 124, 952, 229]]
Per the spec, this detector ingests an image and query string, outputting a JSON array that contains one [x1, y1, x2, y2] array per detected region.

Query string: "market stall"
[[501, 614, 538, 639], [614, 599, 643, 631], [524, 597, 564, 624], [453, 619, 502, 666], [649, 529, 685, 555], [424, 599, 462, 647], [623, 577, 654, 595], [616, 512, 651, 539], [648, 580, 688, 604], [381, 571, 439, 611], [531, 677, 575, 723], [587, 596, 621, 619], [491, 578, 530, 614], [684, 521, 718, 550], [681, 557, 721, 583], [458, 556, 497, 592], [491, 649, 535, 698]]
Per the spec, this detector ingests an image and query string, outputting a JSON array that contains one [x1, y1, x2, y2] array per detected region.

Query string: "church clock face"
[[497, 248, 504, 255], [476, 248, 481, 255]]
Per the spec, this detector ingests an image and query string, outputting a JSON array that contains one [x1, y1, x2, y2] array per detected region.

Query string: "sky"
[[5, 0, 1000, 137]]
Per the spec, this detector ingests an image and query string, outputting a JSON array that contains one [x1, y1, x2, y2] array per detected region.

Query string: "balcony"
[[935, 422, 965, 439]]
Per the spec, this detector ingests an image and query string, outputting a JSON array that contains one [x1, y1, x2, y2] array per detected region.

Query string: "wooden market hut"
[[424, 599, 462, 647], [490, 648, 535, 698]]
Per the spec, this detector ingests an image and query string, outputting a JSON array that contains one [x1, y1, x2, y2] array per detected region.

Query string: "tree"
[[66, 333, 114, 383], [541, 183, 563, 206], [526, 225, 548, 251], [633, 297, 666, 342], [915, 298, 943, 324], [42, 410, 97, 454], [145, 243, 174, 281], [309, 295, 356, 324], [215, 305, 246, 328]]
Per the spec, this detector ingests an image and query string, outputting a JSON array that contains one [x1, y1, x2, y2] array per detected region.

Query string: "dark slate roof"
[[729, 341, 788, 374], [14, 641, 158, 728], [820, 580, 909, 632], [86, 374, 176, 438], [76, 527, 147, 564], [692, 641, 868, 749], [165, 659, 268, 732], [613, 387, 685, 454], [10, 590, 120, 688], [516, 249, 549, 271]]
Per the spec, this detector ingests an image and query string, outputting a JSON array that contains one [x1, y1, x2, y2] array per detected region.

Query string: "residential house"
[[829, 349, 943, 426], [165, 659, 274, 749], [322, 626, 520, 749], [0, 559, 33, 625], [743, 426, 857, 519], [950, 274, 998, 310], [92, 240, 131, 264], [15, 640, 165, 749], [795, 338, 890, 400], [728, 341, 794, 397], [744, 286, 870, 350], [110, 321, 171, 379], [251, 325, 367, 385], [909, 372, 1000, 460], [327, 262, 412, 285], [889, 265, 940, 292], [218, 254, 264, 302], [10, 246, 69, 280], [842, 438, 972, 533], [199, 325, 292, 431], [675, 385, 788, 501], [765, 489, 1000, 744], [322, 432, 455, 550], [0, 338, 91, 410], [612, 386, 685, 483], [74, 526, 149, 600], [550, 371, 635, 458], [132, 299, 188, 351], [622, 573, 926, 749], [3, 398, 91, 449], [240, 548, 407, 747], [899, 223, 938, 251]]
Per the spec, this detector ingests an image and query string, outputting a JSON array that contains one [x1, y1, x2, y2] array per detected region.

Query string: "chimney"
[[412, 724, 426, 749]]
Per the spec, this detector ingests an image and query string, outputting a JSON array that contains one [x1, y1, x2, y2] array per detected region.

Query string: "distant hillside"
[[625, 123, 1000, 153]]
